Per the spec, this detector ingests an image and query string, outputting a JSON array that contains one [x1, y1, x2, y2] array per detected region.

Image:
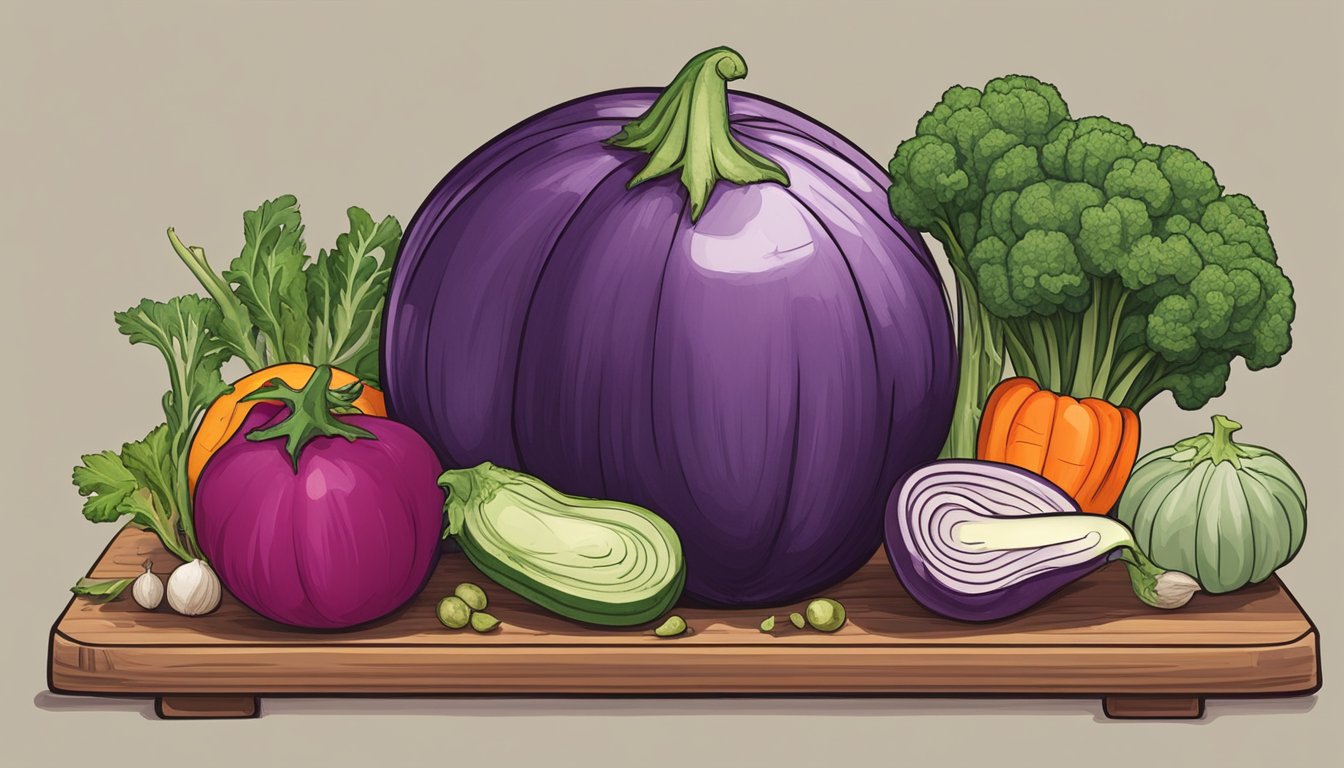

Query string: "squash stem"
[[438, 463, 492, 537], [1191, 414, 1247, 467]]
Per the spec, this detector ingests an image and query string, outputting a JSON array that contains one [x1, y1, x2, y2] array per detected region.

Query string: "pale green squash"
[[1117, 415, 1306, 593]]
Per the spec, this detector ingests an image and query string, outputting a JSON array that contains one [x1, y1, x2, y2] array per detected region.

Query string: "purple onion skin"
[[383, 90, 956, 607], [887, 547, 1106, 623], [883, 462, 1107, 623], [195, 404, 445, 629]]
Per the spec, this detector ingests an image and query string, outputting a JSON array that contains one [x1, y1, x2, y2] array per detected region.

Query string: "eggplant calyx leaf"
[[241, 365, 377, 471], [606, 46, 789, 221]]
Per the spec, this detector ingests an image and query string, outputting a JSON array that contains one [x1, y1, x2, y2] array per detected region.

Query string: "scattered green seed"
[[470, 611, 501, 632], [788, 612, 805, 629], [759, 616, 776, 633], [805, 598, 847, 632], [436, 596, 471, 629], [454, 582, 488, 611], [653, 615, 687, 637]]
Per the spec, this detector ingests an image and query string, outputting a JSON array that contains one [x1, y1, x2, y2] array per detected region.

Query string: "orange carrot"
[[1003, 390, 1058, 474], [1040, 396, 1099, 497], [978, 378, 1142, 515], [977, 377, 1038, 462], [1074, 398, 1123, 512], [1088, 406, 1141, 514]]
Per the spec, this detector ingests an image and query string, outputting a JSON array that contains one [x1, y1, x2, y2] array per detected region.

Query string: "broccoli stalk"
[[889, 78, 1294, 446], [939, 234, 1005, 460]]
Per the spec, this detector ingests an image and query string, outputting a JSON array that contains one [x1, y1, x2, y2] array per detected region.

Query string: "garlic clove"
[[166, 559, 222, 616], [1153, 571, 1201, 609], [132, 560, 165, 610]]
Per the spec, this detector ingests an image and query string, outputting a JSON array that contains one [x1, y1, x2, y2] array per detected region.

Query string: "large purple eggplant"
[[884, 460, 1200, 622], [382, 47, 956, 606]]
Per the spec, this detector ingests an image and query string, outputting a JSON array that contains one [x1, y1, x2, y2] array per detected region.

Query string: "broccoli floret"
[[889, 75, 1296, 427], [888, 76, 1072, 457]]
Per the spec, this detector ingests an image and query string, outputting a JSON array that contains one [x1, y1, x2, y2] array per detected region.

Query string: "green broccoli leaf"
[[225, 195, 311, 364], [116, 486, 191, 562], [166, 228, 265, 369], [305, 206, 401, 385]]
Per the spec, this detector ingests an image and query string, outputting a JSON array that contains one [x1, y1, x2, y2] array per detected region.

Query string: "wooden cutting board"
[[48, 526, 1320, 719]]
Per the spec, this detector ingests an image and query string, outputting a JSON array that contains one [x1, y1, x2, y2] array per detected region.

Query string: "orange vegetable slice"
[[187, 363, 386, 493]]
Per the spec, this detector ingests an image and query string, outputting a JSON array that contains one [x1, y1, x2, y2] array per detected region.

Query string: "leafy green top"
[[72, 295, 230, 562], [168, 196, 401, 384]]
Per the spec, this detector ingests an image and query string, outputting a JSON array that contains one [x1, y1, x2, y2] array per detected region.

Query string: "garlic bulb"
[[132, 560, 164, 610], [166, 559, 221, 616]]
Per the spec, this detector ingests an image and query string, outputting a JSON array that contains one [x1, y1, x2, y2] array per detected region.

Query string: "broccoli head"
[[887, 76, 1073, 456], [889, 76, 1295, 417]]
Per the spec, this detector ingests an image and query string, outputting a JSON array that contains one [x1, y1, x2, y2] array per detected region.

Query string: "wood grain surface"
[[49, 527, 1321, 700]]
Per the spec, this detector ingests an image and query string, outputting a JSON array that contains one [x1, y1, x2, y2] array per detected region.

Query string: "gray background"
[[3, 1, 1339, 766]]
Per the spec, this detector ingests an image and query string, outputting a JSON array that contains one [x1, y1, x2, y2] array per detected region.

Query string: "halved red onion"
[[884, 460, 1198, 622]]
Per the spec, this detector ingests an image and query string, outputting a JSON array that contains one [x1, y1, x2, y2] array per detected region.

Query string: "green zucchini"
[[438, 462, 684, 626]]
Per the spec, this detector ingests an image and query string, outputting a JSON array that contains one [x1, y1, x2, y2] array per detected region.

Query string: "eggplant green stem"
[[607, 46, 788, 220], [240, 365, 376, 471]]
